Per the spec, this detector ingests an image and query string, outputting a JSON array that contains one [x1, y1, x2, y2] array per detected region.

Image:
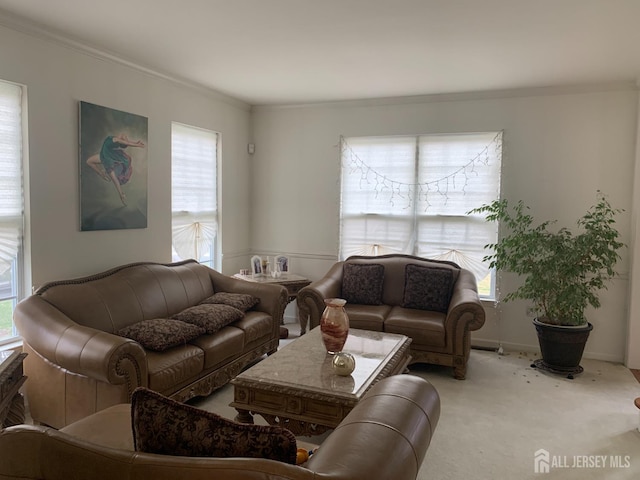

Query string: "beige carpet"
[[192, 321, 640, 479]]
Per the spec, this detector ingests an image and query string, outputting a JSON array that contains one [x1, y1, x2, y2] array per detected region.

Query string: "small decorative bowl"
[[332, 352, 356, 376]]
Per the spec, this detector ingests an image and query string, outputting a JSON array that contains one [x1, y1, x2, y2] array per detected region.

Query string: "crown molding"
[[0, 10, 250, 111], [252, 81, 639, 112]]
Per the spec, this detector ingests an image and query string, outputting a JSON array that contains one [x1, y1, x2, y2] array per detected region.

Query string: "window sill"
[[480, 297, 498, 305], [0, 338, 23, 353]]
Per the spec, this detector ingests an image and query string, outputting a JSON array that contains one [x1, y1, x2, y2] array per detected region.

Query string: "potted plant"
[[470, 191, 624, 378]]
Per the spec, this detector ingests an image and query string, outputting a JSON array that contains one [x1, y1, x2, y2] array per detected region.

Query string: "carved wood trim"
[[230, 334, 412, 435], [259, 414, 334, 436]]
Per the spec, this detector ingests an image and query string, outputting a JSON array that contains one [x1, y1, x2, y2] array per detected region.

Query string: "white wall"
[[627, 96, 640, 369], [0, 23, 253, 289], [251, 85, 639, 363]]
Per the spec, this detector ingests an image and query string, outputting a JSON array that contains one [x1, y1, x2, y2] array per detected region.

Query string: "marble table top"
[[233, 327, 411, 402]]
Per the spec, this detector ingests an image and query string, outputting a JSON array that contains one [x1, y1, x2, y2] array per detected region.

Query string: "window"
[[171, 123, 219, 269], [0, 80, 25, 345], [340, 132, 502, 298]]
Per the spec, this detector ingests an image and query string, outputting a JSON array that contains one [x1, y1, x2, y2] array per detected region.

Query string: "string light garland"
[[341, 131, 503, 211]]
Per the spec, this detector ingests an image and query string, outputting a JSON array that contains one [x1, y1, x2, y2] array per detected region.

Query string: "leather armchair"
[[0, 375, 440, 480]]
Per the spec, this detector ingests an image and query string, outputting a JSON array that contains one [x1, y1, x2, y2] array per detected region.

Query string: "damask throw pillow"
[[117, 318, 205, 351], [131, 387, 297, 464], [171, 304, 244, 334], [402, 264, 455, 313], [199, 292, 259, 312], [341, 263, 385, 305]]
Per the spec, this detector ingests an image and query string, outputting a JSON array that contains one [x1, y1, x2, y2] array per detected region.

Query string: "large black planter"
[[531, 318, 593, 379]]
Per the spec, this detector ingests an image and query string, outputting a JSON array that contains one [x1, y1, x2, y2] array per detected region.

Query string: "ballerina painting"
[[86, 134, 145, 206], [79, 102, 148, 231]]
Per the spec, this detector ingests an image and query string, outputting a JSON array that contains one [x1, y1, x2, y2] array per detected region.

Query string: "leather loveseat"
[[297, 254, 485, 379], [14, 260, 288, 428], [0, 375, 440, 480]]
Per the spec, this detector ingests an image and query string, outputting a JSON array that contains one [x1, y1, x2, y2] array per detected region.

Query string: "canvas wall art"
[[79, 101, 148, 231]]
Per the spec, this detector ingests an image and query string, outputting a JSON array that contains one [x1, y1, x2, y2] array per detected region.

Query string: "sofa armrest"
[[0, 424, 319, 480], [307, 375, 440, 480], [446, 269, 486, 332], [14, 296, 147, 391], [297, 262, 345, 331]]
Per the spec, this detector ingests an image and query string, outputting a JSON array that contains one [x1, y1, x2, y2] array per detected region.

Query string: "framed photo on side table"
[[250, 255, 263, 276], [275, 255, 289, 273]]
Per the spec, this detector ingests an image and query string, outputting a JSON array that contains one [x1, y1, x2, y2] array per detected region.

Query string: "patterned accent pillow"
[[171, 304, 244, 334], [341, 263, 385, 305], [402, 264, 455, 313], [199, 292, 259, 312], [131, 387, 297, 464], [117, 319, 205, 351]]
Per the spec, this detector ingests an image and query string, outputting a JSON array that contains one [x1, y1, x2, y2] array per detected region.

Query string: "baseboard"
[[470, 338, 539, 355], [471, 338, 625, 364]]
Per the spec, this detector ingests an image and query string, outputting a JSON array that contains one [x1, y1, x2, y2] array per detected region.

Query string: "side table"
[[0, 350, 27, 427], [233, 273, 311, 338]]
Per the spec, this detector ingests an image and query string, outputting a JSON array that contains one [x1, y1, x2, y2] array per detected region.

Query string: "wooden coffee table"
[[0, 350, 27, 427], [230, 327, 411, 435]]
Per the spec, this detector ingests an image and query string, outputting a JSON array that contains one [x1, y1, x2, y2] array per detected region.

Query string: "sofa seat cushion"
[[200, 292, 260, 312], [344, 304, 391, 332], [171, 304, 245, 334], [189, 326, 245, 370], [341, 263, 385, 305], [131, 387, 297, 464], [117, 318, 206, 351], [231, 311, 273, 345], [384, 306, 446, 347], [146, 344, 205, 393]]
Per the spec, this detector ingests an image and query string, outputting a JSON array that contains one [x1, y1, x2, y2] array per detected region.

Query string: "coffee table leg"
[[2, 393, 25, 428], [234, 408, 254, 424]]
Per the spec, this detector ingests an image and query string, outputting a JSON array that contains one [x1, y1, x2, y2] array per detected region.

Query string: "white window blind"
[[0, 79, 23, 344], [171, 123, 218, 264], [340, 132, 502, 294], [0, 81, 23, 275]]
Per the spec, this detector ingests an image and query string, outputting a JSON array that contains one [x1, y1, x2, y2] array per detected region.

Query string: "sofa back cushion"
[[341, 263, 385, 305], [171, 304, 245, 334], [117, 318, 206, 351], [402, 264, 455, 313], [36, 261, 215, 333], [344, 255, 460, 307], [131, 387, 297, 464], [199, 292, 259, 312]]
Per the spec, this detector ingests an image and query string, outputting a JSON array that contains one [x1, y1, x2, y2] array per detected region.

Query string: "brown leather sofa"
[[0, 375, 439, 480], [297, 254, 485, 379], [14, 260, 288, 429]]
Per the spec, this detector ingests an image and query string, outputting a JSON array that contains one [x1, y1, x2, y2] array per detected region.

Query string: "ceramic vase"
[[320, 298, 349, 354]]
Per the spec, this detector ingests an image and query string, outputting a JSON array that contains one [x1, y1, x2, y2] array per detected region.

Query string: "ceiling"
[[1, 0, 639, 105]]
